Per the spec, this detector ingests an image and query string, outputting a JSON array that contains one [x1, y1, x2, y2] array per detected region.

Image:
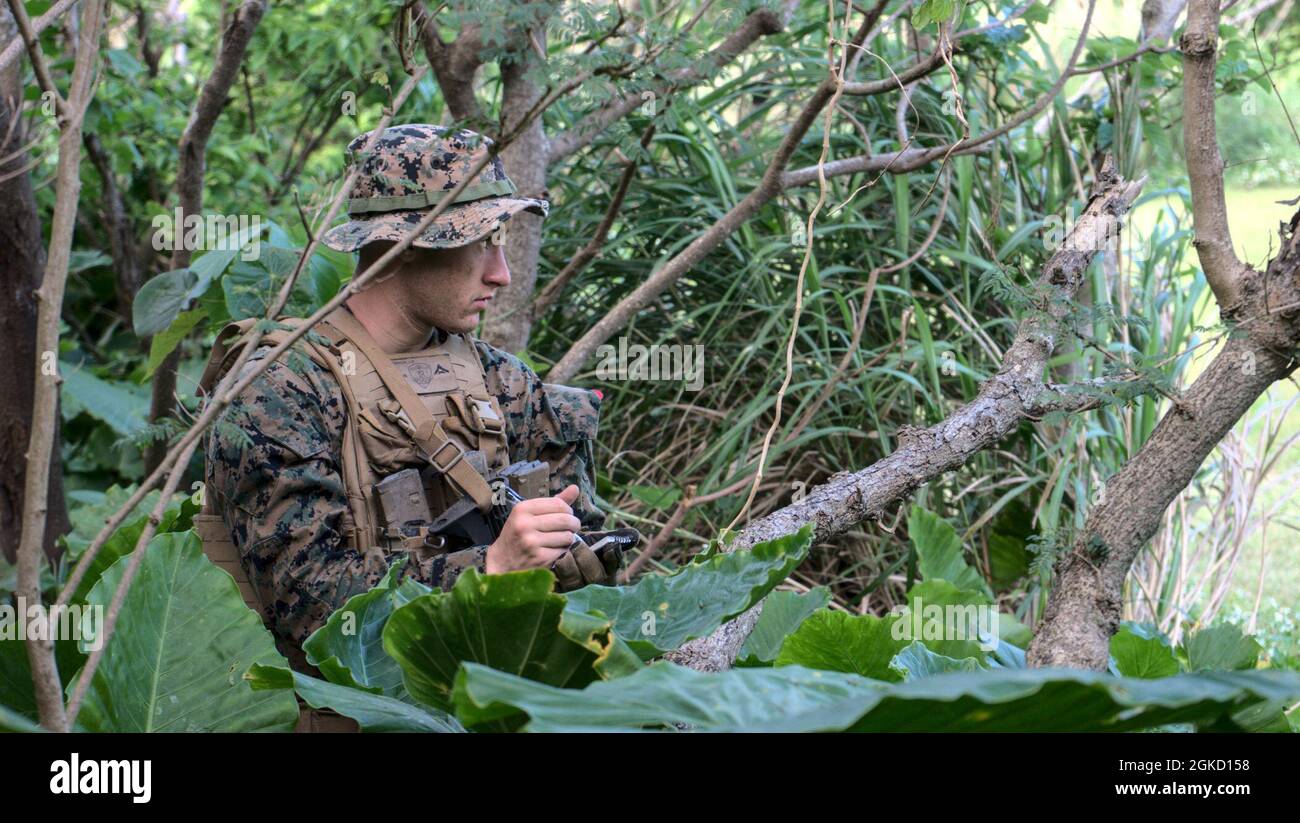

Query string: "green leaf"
[[998, 612, 1033, 648], [302, 557, 429, 698], [68, 250, 113, 273], [903, 579, 995, 660], [889, 640, 987, 681], [0, 703, 44, 733], [775, 610, 909, 681], [381, 568, 640, 715], [736, 587, 831, 666], [132, 223, 262, 338], [452, 662, 1300, 732], [913, 0, 956, 28], [1111, 623, 1181, 678], [909, 506, 992, 598], [987, 532, 1029, 587], [59, 363, 149, 436], [145, 307, 207, 378], [246, 664, 464, 733], [132, 268, 196, 338], [1182, 624, 1261, 671], [73, 531, 299, 732], [564, 526, 814, 659]]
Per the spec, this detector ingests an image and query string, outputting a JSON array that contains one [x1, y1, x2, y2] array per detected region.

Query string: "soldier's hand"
[[485, 484, 582, 574]]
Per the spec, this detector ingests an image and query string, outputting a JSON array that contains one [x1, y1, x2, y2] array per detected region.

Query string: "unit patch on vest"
[[397, 356, 459, 394]]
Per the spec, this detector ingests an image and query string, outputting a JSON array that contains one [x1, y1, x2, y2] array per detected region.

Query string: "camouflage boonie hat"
[[321, 124, 549, 253]]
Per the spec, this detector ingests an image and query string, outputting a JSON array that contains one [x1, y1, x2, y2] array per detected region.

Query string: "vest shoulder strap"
[[322, 308, 495, 511]]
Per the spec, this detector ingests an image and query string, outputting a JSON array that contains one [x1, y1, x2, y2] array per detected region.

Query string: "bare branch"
[[414, 1, 489, 128], [547, 4, 888, 384], [16, 0, 106, 734], [1181, 0, 1248, 312], [546, 7, 785, 165], [0, 0, 78, 76]]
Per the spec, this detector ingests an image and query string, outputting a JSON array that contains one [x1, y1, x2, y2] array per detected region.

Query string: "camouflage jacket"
[[204, 329, 606, 650]]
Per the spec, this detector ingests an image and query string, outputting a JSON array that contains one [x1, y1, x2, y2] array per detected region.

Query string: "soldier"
[[198, 124, 638, 671]]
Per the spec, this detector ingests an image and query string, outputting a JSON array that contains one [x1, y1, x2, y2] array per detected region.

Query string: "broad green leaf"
[[74, 531, 298, 732], [564, 526, 813, 659], [1182, 624, 1261, 671], [59, 364, 149, 436], [246, 664, 464, 733], [909, 506, 992, 598], [902, 579, 995, 660], [382, 568, 640, 715], [452, 660, 884, 731], [302, 557, 430, 698], [0, 703, 43, 733], [998, 612, 1033, 648], [132, 268, 196, 338], [889, 640, 987, 681], [68, 250, 113, 272], [987, 532, 1029, 586], [1111, 623, 1181, 678], [736, 587, 831, 667], [453, 662, 1300, 733], [775, 610, 908, 681], [66, 494, 194, 605], [145, 307, 207, 378]]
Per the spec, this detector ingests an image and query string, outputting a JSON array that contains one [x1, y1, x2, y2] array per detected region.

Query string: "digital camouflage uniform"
[[202, 124, 614, 652], [204, 335, 606, 650]]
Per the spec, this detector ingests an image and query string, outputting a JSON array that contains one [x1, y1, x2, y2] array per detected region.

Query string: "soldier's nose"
[[484, 243, 511, 286]]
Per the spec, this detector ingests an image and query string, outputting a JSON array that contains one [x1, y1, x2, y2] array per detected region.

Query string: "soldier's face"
[[403, 236, 511, 333]]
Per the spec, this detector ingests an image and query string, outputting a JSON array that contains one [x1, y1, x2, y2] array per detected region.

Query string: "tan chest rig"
[[196, 306, 545, 567]]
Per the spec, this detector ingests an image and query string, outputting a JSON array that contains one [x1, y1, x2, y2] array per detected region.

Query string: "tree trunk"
[[0, 6, 70, 565], [481, 24, 549, 354], [1028, 211, 1300, 669]]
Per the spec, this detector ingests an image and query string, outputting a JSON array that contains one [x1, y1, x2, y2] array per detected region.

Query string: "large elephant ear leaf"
[[246, 664, 464, 733], [564, 525, 814, 659], [452, 661, 1300, 733], [908, 506, 992, 599], [302, 557, 429, 697], [381, 568, 638, 716], [74, 531, 299, 732]]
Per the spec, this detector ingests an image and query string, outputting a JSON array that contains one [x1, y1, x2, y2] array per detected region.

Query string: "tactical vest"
[[193, 305, 548, 615]]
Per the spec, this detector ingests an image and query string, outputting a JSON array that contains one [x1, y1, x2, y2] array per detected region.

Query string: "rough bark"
[[480, 16, 551, 354], [0, 6, 69, 565], [1028, 213, 1300, 669], [1027, 0, 1300, 669], [11, 0, 105, 734]]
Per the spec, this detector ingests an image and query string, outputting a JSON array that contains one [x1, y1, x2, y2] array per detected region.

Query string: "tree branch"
[[145, 0, 268, 475], [546, 7, 785, 165], [665, 158, 1146, 671], [15, 0, 106, 734], [1181, 0, 1247, 312]]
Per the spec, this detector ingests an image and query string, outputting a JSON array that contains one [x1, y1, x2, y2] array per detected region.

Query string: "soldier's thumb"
[[557, 484, 580, 506]]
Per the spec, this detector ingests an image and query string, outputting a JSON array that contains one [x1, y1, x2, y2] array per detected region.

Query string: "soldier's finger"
[[556, 484, 580, 505], [532, 547, 568, 567], [529, 529, 576, 549], [516, 495, 573, 516], [529, 512, 582, 534]]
